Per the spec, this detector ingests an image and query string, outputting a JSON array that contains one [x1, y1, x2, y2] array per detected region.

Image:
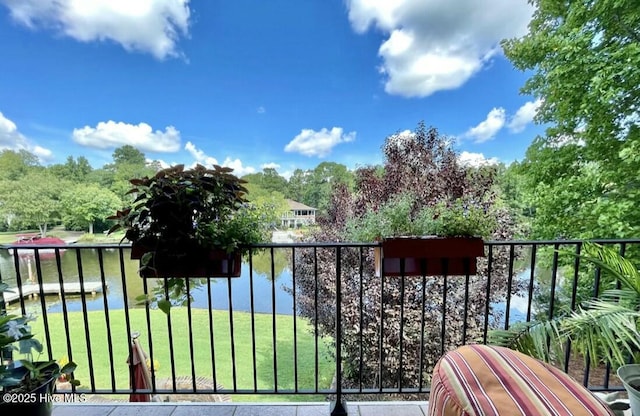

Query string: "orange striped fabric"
[[429, 345, 615, 416]]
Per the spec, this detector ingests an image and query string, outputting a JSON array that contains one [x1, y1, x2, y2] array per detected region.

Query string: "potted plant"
[[488, 242, 640, 415], [108, 164, 270, 279], [1, 284, 79, 416], [344, 193, 495, 276]]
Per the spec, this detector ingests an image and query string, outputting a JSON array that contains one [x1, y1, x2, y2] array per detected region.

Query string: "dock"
[[2, 282, 106, 304]]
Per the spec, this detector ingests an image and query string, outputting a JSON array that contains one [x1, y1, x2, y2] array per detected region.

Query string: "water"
[[0, 247, 294, 315], [1, 247, 532, 324]]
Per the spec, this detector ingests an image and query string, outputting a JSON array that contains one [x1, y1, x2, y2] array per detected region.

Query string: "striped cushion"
[[429, 344, 614, 416]]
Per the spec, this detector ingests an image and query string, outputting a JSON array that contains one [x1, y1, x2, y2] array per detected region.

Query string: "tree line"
[[0, 146, 360, 235], [0, 146, 152, 235]]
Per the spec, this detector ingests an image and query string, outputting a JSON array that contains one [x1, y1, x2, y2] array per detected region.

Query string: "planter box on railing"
[[131, 244, 241, 278], [376, 236, 485, 277]]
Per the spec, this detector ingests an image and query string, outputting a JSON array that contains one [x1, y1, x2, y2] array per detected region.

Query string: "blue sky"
[[0, 0, 542, 177]]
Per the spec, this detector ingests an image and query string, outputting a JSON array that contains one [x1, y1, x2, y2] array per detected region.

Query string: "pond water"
[[0, 247, 530, 324], [0, 248, 295, 315]]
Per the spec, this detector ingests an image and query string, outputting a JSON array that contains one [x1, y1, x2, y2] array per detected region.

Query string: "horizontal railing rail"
[[1, 239, 638, 413]]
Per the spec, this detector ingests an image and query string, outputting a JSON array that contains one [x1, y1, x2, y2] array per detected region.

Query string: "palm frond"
[[489, 242, 640, 369], [487, 320, 565, 363], [599, 288, 640, 314], [560, 300, 640, 368], [578, 242, 640, 295], [488, 302, 640, 368]]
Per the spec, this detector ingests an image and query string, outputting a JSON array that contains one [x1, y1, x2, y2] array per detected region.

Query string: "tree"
[[242, 168, 289, 195], [0, 172, 67, 235], [306, 162, 354, 213], [0, 150, 40, 181], [244, 182, 289, 229], [504, 0, 640, 238], [49, 156, 92, 182], [111, 145, 146, 167], [287, 169, 308, 202], [60, 184, 122, 233], [284, 162, 354, 213], [292, 122, 522, 390], [104, 146, 156, 200]]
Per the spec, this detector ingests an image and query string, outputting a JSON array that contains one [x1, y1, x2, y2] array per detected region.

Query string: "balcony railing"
[[1, 239, 638, 414]]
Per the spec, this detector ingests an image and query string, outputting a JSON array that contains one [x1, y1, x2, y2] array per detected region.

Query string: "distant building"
[[281, 199, 317, 228]]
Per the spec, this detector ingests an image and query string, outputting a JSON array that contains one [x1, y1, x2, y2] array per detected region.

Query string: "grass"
[[0, 230, 41, 244], [23, 308, 335, 402], [0, 228, 127, 244]]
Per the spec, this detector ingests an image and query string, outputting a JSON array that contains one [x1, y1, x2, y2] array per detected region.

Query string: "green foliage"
[[344, 193, 416, 241], [0, 171, 69, 236], [109, 164, 268, 254], [494, 162, 533, 234], [428, 200, 496, 237], [201, 203, 271, 254], [0, 150, 40, 181], [61, 184, 122, 233], [111, 145, 146, 167], [286, 162, 354, 213], [49, 156, 92, 182], [0, 283, 79, 392], [243, 182, 289, 227], [110, 164, 271, 313], [489, 243, 640, 368], [242, 168, 288, 195], [505, 0, 640, 240], [100, 146, 157, 200], [344, 193, 496, 241]]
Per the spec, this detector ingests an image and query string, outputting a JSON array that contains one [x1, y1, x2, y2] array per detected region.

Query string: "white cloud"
[[463, 108, 506, 143], [31, 145, 53, 160], [222, 157, 255, 176], [184, 141, 216, 165], [257, 106, 266, 114], [508, 98, 542, 133], [0, 111, 53, 161], [184, 141, 256, 176], [279, 170, 293, 180], [261, 162, 280, 170], [72, 121, 181, 152], [458, 151, 499, 167], [284, 127, 356, 157], [1, 0, 191, 59], [345, 0, 533, 97]]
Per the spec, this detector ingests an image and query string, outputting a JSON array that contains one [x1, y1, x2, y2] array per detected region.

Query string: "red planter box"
[[376, 237, 485, 276], [131, 244, 241, 278]]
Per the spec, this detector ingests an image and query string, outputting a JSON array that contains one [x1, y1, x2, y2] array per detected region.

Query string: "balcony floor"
[[53, 401, 430, 416]]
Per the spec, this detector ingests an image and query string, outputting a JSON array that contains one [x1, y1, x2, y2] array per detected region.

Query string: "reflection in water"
[[0, 247, 294, 315], [249, 249, 290, 278], [1, 247, 531, 326]]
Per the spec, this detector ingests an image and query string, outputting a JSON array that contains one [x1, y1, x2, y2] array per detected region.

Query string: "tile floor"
[[52, 402, 430, 416]]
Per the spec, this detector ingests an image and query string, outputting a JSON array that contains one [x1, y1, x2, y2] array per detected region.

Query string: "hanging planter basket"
[[375, 236, 485, 277], [131, 244, 242, 278]]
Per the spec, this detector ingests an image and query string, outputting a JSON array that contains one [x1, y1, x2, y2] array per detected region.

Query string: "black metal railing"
[[1, 239, 639, 413]]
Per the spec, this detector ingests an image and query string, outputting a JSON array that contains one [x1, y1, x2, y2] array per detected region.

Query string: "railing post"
[[0, 267, 5, 316], [331, 246, 348, 416], [0, 267, 10, 363]]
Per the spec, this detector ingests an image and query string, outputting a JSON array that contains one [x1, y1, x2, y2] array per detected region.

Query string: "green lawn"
[[0, 230, 40, 244], [0, 228, 125, 244], [26, 308, 334, 401]]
